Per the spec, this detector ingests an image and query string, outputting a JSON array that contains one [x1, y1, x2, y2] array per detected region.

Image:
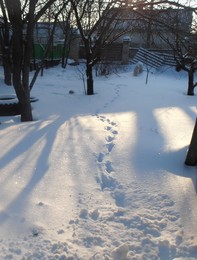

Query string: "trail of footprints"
[[94, 114, 119, 191], [103, 85, 120, 108]]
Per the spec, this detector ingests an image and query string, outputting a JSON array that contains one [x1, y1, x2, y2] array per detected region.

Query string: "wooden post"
[[69, 33, 80, 63], [185, 118, 197, 166], [122, 36, 131, 65]]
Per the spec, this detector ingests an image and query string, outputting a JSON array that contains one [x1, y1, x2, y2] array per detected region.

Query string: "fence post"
[[122, 36, 131, 65], [69, 33, 81, 63]]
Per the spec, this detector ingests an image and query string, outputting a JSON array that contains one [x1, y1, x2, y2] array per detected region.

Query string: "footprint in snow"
[[97, 152, 105, 163], [105, 126, 112, 131], [112, 130, 118, 135], [105, 135, 115, 142], [93, 113, 121, 197], [105, 161, 114, 173], [110, 121, 117, 126], [106, 142, 115, 153], [112, 189, 126, 207], [100, 172, 117, 190], [105, 126, 118, 136]]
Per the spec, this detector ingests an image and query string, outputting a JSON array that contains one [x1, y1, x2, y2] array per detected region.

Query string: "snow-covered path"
[[0, 65, 197, 259]]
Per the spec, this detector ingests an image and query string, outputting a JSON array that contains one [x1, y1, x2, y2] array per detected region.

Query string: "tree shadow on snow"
[[0, 111, 102, 232], [0, 116, 65, 225]]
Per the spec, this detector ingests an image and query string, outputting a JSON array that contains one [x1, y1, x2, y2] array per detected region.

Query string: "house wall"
[[33, 22, 65, 44], [107, 7, 193, 50]]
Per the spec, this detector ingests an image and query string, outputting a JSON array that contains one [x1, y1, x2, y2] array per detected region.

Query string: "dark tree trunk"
[[187, 69, 195, 96], [85, 39, 94, 95], [12, 34, 33, 122], [21, 0, 36, 121], [86, 63, 94, 95], [61, 34, 70, 69], [6, 0, 33, 122], [61, 14, 71, 69], [185, 118, 197, 166], [18, 92, 33, 122], [61, 40, 67, 68], [22, 0, 36, 93]]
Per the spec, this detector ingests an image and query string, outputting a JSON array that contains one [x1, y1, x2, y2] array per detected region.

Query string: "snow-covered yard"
[[0, 64, 197, 259]]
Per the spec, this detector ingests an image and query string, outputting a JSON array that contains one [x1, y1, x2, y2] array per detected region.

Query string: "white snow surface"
[[0, 63, 197, 260]]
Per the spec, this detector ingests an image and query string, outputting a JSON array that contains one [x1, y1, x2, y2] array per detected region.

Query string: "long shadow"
[[122, 74, 197, 189], [135, 112, 196, 190], [0, 69, 196, 234], [95, 72, 197, 194], [0, 112, 104, 228], [163, 147, 197, 192], [0, 115, 66, 224]]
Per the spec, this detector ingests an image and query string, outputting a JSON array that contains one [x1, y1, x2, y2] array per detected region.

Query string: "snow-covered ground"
[[0, 63, 197, 259]]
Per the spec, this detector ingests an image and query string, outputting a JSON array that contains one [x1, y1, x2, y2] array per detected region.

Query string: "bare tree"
[[158, 17, 197, 95], [69, 0, 133, 95], [144, 1, 197, 95], [29, 1, 70, 90], [39, 0, 72, 68], [1, 0, 60, 121], [3, 0, 33, 121]]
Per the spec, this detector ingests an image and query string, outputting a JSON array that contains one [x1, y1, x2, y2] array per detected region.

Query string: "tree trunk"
[[187, 69, 195, 96], [86, 63, 94, 95], [13, 62, 33, 122], [23, 0, 36, 93], [18, 91, 33, 122], [21, 0, 36, 121], [185, 118, 197, 166], [7, 0, 33, 122], [61, 34, 69, 69]]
